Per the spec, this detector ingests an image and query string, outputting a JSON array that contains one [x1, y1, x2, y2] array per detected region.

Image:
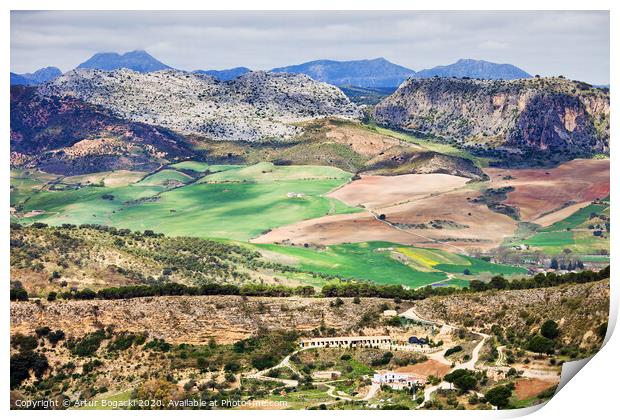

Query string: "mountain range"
[[11, 50, 533, 88], [271, 58, 416, 88], [415, 58, 531, 80], [76, 50, 172, 72], [10, 66, 62, 86]]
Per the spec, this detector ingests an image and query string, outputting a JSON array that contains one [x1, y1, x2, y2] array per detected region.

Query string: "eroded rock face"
[[39, 69, 362, 142], [10, 296, 413, 344], [373, 77, 609, 159]]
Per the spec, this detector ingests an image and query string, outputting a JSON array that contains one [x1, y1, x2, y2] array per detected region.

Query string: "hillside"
[[39, 69, 361, 142], [374, 77, 609, 164], [271, 57, 416, 88], [9, 224, 299, 296], [76, 50, 172, 72], [415, 59, 530, 80], [11, 295, 411, 345], [195, 118, 486, 179], [414, 279, 609, 350], [10, 86, 194, 175]]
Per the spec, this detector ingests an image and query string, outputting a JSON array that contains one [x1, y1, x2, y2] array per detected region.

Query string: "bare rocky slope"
[[414, 279, 609, 349], [374, 77, 609, 163], [39, 69, 361, 142], [10, 296, 413, 344]]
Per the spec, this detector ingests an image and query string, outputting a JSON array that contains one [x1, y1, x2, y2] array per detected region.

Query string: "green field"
[[11, 164, 360, 241], [254, 241, 526, 288], [432, 278, 471, 288], [539, 204, 608, 232], [434, 255, 527, 276], [523, 202, 609, 255], [135, 169, 193, 186], [524, 231, 575, 247], [198, 162, 351, 184], [170, 160, 244, 174]]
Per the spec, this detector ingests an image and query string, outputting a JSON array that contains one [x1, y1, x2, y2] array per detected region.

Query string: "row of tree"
[[10, 266, 609, 302]]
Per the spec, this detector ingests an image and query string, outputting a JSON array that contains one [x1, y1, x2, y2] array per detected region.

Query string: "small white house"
[[373, 372, 423, 390]]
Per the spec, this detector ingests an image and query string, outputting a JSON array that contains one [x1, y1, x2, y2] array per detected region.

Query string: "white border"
[[3, 1, 616, 419]]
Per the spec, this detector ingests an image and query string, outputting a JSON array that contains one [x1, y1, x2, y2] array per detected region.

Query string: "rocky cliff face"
[[10, 86, 194, 174], [39, 69, 361, 142], [10, 296, 413, 344], [373, 77, 609, 161]]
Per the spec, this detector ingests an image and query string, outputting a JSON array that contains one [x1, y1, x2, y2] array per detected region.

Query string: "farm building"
[[373, 372, 424, 390], [299, 335, 391, 349]]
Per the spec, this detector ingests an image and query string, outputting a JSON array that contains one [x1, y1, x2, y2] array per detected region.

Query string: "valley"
[[9, 41, 610, 411]]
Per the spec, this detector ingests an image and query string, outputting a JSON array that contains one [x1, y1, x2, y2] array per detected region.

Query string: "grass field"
[[523, 201, 609, 255], [397, 246, 526, 276], [539, 204, 608, 232], [11, 164, 360, 241], [524, 231, 575, 248], [135, 169, 193, 186], [254, 241, 526, 288], [432, 278, 471, 288], [198, 162, 351, 184]]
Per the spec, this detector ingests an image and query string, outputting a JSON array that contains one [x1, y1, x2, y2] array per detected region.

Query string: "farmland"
[[522, 199, 609, 255], [254, 242, 526, 288], [10, 163, 361, 241]]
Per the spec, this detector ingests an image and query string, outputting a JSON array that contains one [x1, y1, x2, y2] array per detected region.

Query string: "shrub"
[[10, 288, 28, 301], [444, 345, 463, 357], [68, 330, 106, 357], [540, 320, 559, 339], [484, 385, 512, 408]]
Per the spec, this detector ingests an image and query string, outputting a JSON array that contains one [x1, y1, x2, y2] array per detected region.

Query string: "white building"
[[299, 335, 391, 349], [373, 372, 424, 390]]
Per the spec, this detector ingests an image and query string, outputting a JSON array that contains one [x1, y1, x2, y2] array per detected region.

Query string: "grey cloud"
[[10, 10, 609, 84]]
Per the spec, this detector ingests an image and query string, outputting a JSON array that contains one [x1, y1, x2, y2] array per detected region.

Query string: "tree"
[[47, 291, 57, 302], [469, 280, 487, 292], [463, 269, 471, 275], [484, 385, 512, 408], [550, 258, 559, 270], [540, 320, 559, 340], [444, 369, 477, 393], [10, 288, 28, 301], [526, 335, 555, 354], [489, 276, 508, 290]]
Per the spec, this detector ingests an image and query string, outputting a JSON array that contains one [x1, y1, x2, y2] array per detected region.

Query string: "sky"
[[10, 10, 610, 84]]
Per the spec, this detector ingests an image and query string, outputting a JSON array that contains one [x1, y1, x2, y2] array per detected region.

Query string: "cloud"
[[10, 10, 610, 85]]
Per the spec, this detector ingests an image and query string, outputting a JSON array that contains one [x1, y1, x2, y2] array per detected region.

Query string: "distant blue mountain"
[[270, 58, 416, 88], [77, 50, 172, 72], [415, 59, 530, 80], [10, 66, 62, 86], [193, 67, 251, 81]]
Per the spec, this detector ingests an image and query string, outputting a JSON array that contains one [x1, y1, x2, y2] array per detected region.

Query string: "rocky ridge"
[[39, 69, 362, 142], [374, 77, 609, 161]]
